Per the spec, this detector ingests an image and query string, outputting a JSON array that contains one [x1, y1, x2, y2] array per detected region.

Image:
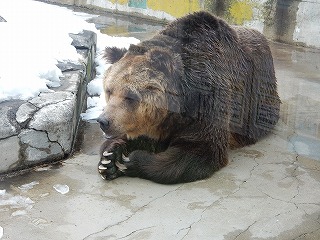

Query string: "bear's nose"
[[97, 116, 110, 132]]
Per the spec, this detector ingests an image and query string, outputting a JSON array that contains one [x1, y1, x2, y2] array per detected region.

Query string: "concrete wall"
[[0, 31, 96, 176], [45, 0, 320, 48]]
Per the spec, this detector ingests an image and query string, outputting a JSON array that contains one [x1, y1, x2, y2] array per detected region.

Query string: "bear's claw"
[[103, 151, 113, 157], [100, 159, 112, 165], [98, 140, 130, 180], [122, 154, 130, 162], [115, 160, 128, 171], [98, 150, 123, 180]]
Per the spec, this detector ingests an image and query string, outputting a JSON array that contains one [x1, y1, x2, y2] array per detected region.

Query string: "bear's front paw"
[[99, 139, 127, 180], [119, 150, 149, 178]]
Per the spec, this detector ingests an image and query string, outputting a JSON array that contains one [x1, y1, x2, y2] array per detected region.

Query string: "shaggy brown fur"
[[97, 11, 280, 184]]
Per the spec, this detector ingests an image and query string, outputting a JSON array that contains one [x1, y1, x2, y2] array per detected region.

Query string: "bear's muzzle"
[[97, 115, 110, 134]]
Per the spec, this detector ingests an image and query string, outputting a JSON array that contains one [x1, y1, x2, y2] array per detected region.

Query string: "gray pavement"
[[1, 12, 320, 240]]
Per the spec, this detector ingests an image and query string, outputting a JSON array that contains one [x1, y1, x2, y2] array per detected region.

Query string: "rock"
[[69, 30, 97, 50], [55, 72, 83, 93], [28, 92, 73, 108], [19, 129, 63, 162], [0, 136, 19, 172], [56, 61, 84, 72], [0, 106, 17, 139], [16, 102, 37, 125], [0, 16, 6, 22], [28, 99, 75, 153]]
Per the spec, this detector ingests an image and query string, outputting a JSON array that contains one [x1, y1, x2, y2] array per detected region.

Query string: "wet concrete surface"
[[1, 10, 320, 240]]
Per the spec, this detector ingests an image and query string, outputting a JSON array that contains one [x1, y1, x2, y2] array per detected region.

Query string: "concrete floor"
[[1, 11, 320, 240]]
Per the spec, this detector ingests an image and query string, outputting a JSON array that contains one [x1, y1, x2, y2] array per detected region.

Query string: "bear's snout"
[[97, 115, 110, 133]]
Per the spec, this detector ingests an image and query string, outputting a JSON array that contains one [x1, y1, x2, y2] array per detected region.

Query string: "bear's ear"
[[146, 48, 178, 76], [103, 47, 128, 64]]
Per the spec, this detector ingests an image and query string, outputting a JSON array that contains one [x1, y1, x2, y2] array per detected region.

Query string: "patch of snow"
[[11, 209, 27, 216], [0, 0, 97, 102], [0, 190, 6, 196], [53, 184, 69, 194], [18, 181, 39, 192], [35, 166, 51, 172], [0, 191, 34, 209], [40, 193, 50, 198], [0, 226, 3, 239]]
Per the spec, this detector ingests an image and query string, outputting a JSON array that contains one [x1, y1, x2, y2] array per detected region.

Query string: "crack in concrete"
[[28, 96, 73, 110], [82, 185, 184, 240], [297, 203, 320, 223], [240, 156, 259, 186], [178, 205, 211, 239], [254, 130, 304, 204], [0, 134, 18, 141], [233, 205, 300, 240], [178, 226, 191, 239], [178, 197, 223, 240], [229, 154, 260, 197], [177, 154, 263, 239], [233, 220, 257, 240], [44, 130, 65, 153], [175, 135, 320, 240], [293, 226, 320, 240], [254, 188, 320, 238], [285, 134, 309, 205], [177, 159, 261, 240], [258, 187, 294, 204], [116, 226, 155, 240], [29, 128, 64, 153], [26, 98, 73, 133], [26, 101, 39, 110]]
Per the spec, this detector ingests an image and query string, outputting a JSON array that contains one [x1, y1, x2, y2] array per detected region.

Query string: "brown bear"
[[97, 11, 280, 184]]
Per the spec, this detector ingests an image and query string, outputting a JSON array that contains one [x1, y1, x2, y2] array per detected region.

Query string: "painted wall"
[[97, 0, 203, 18], [43, 0, 320, 48]]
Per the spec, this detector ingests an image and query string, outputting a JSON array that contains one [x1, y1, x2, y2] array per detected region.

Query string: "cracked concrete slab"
[[19, 129, 63, 162], [29, 98, 74, 152], [0, 132, 319, 239]]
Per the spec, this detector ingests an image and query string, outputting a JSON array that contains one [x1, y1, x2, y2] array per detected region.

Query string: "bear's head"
[[97, 44, 184, 141]]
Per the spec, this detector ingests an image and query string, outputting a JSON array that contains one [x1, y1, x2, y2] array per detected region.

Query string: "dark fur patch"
[[128, 44, 148, 55], [103, 47, 127, 64], [147, 48, 175, 76]]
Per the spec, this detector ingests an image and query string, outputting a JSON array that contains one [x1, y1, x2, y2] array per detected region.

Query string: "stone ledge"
[[0, 30, 96, 174]]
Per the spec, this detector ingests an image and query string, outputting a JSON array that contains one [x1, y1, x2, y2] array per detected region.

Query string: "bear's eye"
[[146, 85, 163, 93], [123, 90, 140, 107], [105, 88, 112, 97], [146, 86, 158, 91]]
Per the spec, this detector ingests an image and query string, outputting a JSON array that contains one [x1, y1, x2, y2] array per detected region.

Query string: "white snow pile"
[[0, 0, 95, 101], [0, 0, 139, 119], [18, 181, 40, 192], [53, 184, 69, 194], [0, 189, 34, 216]]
